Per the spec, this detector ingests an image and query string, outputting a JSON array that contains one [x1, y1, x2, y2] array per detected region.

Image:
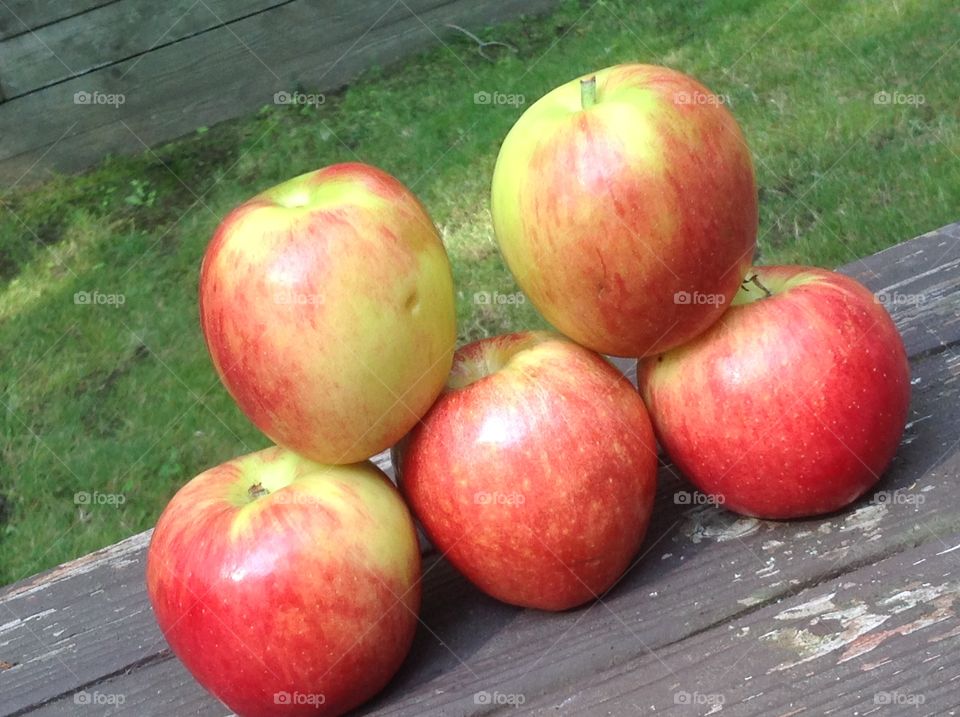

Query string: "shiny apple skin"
[[398, 331, 658, 611], [146, 447, 421, 716], [492, 64, 757, 357], [639, 266, 911, 519], [200, 162, 455, 464]]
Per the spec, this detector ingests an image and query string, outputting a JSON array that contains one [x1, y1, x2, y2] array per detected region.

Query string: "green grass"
[[0, 0, 957, 586]]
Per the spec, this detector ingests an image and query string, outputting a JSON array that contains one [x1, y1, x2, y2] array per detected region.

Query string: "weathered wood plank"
[[515, 532, 960, 715], [0, 450, 392, 715], [1, 224, 957, 715], [19, 653, 227, 716], [17, 557, 475, 716], [0, 344, 960, 715], [0, 531, 159, 715], [0, 0, 559, 185], [843, 220, 960, 359], [18, 337, 954, 716], [0, 1, 290, 99], [0, 0, 115, 42], [328, 346, 960, 715]]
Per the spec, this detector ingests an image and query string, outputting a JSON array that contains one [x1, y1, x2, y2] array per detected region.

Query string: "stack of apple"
[[146, 65, 909, 717]]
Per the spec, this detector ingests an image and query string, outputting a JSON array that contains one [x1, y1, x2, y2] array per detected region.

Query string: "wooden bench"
[[2, 222, 959, 715], [0, 0, 561, 186]]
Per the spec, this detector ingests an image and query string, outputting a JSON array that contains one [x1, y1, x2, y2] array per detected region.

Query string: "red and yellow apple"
[[638, 266, 911, 519], [491, 64, 757, 357], [396, 331, 658, 611], [146, 446, 421, 717], [200, 162, 455, 464]]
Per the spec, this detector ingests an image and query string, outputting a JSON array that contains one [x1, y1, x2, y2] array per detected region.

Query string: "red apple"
[[146, 446, 421, 717], [396, 331, 658, 611], [638, 266, 911, 519], [491, 63, 757, 357], [200, 162, 455, 465]]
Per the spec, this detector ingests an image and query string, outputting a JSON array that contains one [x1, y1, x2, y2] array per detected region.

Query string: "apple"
[[146, 446, 421, 717], [491, 63, 757, 357], [200, 162, 456, 465], [638, 266, 911, 519], [396, 331, 658, 611]]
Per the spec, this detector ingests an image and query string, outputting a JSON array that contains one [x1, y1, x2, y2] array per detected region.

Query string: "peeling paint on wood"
[[2, 223, 959, 715]]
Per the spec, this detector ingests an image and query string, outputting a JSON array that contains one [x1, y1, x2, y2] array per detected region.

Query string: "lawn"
[[0, 0, 957, 587]]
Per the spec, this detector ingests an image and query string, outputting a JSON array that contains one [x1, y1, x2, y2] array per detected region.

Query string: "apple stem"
[[581, 75, 597, 110], [745, 273, 773, 298], [248, 482, 269, 499]]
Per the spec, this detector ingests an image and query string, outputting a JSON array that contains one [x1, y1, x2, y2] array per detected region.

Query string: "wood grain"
[[0, 0, 559, 185], [0, 0, 117, 42], [1, 223, 958, 715], [844, 220, 960, 359], [0, 1, 290, 99], [515, 534, 960, 715]]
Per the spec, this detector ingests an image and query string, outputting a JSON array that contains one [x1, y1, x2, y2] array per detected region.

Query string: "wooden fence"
[[0, 0, 558, 187]]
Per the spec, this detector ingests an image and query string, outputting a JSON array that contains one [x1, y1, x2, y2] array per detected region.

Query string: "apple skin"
[[200, 162, 455, 465], [491, 63, 757, 357], [638, 266, 911, 519], [396, 331, 658, 611], [146, 447, 421, 717]]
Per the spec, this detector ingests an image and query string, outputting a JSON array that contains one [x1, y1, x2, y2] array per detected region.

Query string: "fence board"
[[0, 0, 558, 186], [0, 0, 291, 99], [0, 0, 116, 42]]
